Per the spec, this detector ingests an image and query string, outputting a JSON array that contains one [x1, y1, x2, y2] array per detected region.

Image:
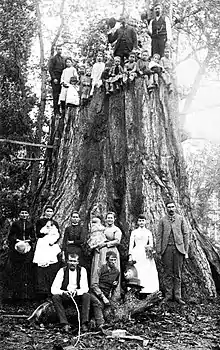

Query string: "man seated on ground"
[[90, 251, 120, 330], [51, 253, 90, 333]]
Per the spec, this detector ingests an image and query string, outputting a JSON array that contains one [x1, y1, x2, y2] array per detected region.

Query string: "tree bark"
[[34, 78, 220, 299]]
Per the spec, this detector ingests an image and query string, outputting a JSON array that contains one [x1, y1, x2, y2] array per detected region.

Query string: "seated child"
[[87, 217, 106, 252], [160, 46, 174, 93], [80, 67, 92, 105], [33, 220, 60, 267], [149, 53, 164, 87], [106, 56, 123, 93], [66, 76, 80, 107], [90, 52, 105, 96], [123, 52, 137, 83], [136, 50, 152, 87]]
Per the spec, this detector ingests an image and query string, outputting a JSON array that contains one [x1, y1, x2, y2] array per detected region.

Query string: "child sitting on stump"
[[149, 53, 164, 88], [66, 76, 80, 107], [107, 56, 123, 93], [160, 46, 174, 93], [123, 52, 137, 84], [136, 50, 152, 88]]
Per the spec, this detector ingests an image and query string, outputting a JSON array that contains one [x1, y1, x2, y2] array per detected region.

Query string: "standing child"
[[160, 46, 174, 93], [90, 52, 105, 96], [128, 214, 159, 297], [59, 57, 78, 114], [108, 56, 123, 92], [80, 67, 92, 105]]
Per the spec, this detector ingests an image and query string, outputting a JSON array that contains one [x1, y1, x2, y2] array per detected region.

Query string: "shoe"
[[81, 323, 89, 332], [63, 324, 71, 333], [175, 298, 186, 305]]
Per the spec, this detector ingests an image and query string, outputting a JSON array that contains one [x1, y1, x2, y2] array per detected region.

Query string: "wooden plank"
[[0, 138, 53, 149]]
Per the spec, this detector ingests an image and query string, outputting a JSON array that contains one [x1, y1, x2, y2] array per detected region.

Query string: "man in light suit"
[[157, 200, 189, 304]]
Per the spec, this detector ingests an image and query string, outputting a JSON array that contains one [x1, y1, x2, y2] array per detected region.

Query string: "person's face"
[[114, 57, 121, 66], [137, 218, 146, 228], [44, 208, 54, 219], [106, 214, 115, 226], [107, 256, 117, 268], [72, 213, 80, 225], [153, 55, 160, 63], [66, 59, 72, 67], [164, 49, 170, 58], [68, 256, 79, 271], [166, 203, 176, 216], [97, 54, 103, 62], [57, 47, 62, 55], [129, 54, 135, 63], [155, 5, 162, 16], [142, 52, 149, 61], [19, 210, 29, 220]]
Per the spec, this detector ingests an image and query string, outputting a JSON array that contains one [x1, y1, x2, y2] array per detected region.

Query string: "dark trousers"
[[52, 293, 90, 325], [36, 262, 60, 298], [51, 81, 61, 115], [162, 244, 184, 299], [151, 35, 167, 58], [90, 292, 105, 326]]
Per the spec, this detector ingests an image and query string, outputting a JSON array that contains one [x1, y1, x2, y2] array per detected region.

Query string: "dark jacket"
[[156, 214, 189, 255], [91, 264, 119, 298], [108, 25, 138, 54], [48, 54, 65, 80], [152, 16, 167, 38]]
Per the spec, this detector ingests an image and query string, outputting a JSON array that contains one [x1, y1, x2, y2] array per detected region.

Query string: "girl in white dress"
[[128, 214, 159, 295], [59, 57, 78, 112]]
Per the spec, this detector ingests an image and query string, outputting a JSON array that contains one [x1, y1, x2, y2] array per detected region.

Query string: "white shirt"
[[91, 62, 105, 86], [51, 267, 89, 296], [148, 16, 172, 42]]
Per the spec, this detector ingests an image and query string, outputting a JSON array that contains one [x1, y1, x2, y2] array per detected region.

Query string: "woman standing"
[[35, 205, 60, 299], [62, 211, 86, 267], [128, 214, 159, 295], [90, 212, 122, 299], [7, 206, 36, 300]]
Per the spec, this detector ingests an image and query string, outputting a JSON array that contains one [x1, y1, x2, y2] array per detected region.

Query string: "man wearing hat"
[[156, 200, 189, 304], [90, 251, 120, 329], [7, 206, 36, 300], [148, 2, 172, 57], [107, 16, 138, 64]]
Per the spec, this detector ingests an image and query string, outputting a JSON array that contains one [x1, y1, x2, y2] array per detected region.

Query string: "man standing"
[[48, 45, 65, 115], [107, 16, 138, 64], [90, 251, 119, 329], [148, 2, 172, 57], [51, 253, 90, 332], [156, 200, 189, 304]]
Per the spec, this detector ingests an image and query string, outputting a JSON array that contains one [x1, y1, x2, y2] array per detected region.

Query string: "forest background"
[[0, 0, 220, 242]]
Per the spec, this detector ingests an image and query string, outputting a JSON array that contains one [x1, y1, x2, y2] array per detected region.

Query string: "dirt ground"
[[0, 298, 220, 350]]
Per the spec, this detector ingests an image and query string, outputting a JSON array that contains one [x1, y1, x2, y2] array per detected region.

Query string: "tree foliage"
[[0, 0, 36, 222]]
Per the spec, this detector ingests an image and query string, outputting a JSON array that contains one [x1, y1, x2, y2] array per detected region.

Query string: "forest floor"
[[0, 297, 220, 350]]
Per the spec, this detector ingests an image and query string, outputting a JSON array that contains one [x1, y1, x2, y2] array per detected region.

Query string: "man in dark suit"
[[48, 45, 65, 115], [107, 16, 138, 64], [156, 200, 189, 304]]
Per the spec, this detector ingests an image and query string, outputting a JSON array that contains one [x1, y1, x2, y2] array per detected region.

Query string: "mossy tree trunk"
[[34, 78, 220, 299]]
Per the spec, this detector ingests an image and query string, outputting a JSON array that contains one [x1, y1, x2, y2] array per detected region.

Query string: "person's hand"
[[112, 280, 118, 287], [185, 253, 189, 259], [67, 240, 74, 244], [139, 71, 143, 76], [128, 254, 133, 262], [102, 296, 110, 305], [53, 78, 58, 84]]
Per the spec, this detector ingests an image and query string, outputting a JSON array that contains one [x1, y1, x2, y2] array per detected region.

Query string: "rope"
[[68, 291, 81, 348]]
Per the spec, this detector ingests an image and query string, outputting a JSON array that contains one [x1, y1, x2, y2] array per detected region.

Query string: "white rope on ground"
[[69, 291, 81, 349]]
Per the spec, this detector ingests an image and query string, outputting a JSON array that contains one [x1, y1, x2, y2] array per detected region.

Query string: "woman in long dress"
[[35, 205, 60, 299], [128, 214, 159, 295], [90, 212, 122, 299]]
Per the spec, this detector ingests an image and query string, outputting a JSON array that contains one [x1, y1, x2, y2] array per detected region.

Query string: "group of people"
[[48, 1, 174, 116], [2, 199, 189, 332]]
